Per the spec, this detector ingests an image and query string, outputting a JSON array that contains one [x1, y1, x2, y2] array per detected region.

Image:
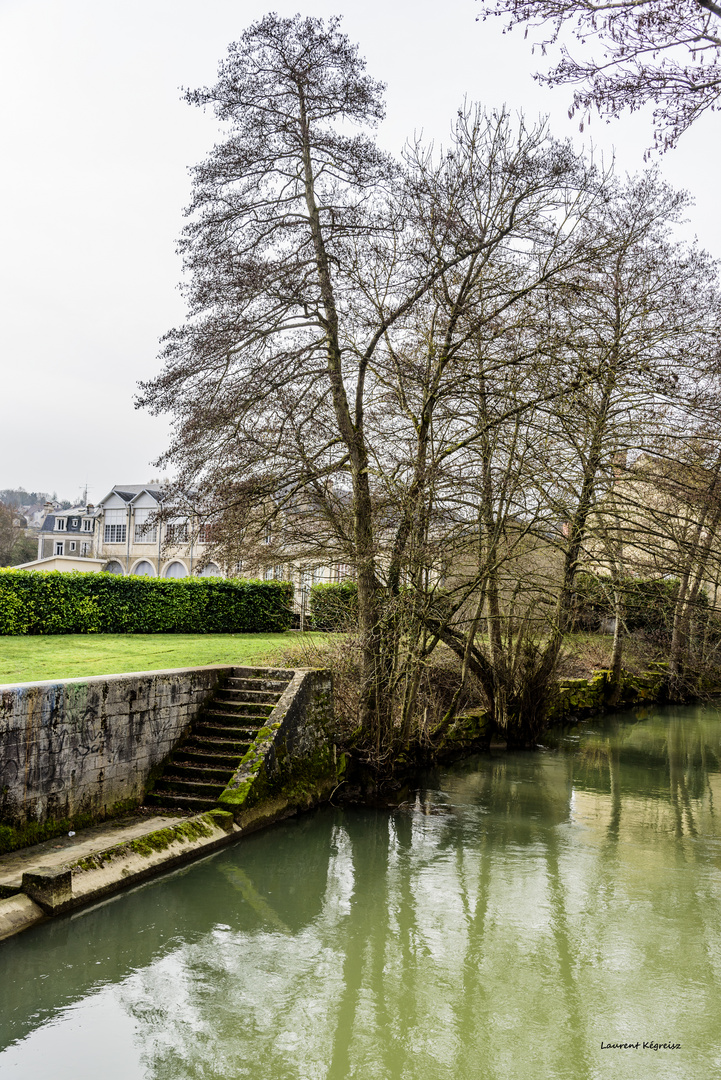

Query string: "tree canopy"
[[141, 14, 721, 753], [478, 0, 721, 149]]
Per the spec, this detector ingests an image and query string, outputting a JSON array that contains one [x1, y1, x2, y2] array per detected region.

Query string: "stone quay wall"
[[0, 666, 233, 827]]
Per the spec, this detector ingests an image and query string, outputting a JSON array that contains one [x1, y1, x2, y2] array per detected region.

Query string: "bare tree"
[[424, 173, 721, 745], [139, 14, 606, 751], [478, 0, 721, 150]]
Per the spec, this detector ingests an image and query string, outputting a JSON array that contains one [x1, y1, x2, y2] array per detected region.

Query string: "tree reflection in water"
[[2, 705, 721, 1080]]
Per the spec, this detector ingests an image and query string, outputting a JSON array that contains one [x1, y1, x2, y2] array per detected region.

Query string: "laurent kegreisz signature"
[[600, 1041, 681, 1051]]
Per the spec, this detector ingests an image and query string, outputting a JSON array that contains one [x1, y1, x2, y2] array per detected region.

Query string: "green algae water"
[[1, 704, 721, 1080]]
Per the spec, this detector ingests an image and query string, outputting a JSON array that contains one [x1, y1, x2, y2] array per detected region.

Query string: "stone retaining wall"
[[446, 667, 669, 754], [218, 668, 337, 819], [0, 666, 234, 827]]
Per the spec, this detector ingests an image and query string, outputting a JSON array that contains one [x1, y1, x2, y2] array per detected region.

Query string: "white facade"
[[24, 485, 354, 609], [95, 486, 222, 578]]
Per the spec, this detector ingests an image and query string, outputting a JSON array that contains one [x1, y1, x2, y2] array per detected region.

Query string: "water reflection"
[[2, 705, 721, 1079]]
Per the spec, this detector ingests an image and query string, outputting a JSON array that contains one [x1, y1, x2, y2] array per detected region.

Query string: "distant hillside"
[[0, 488, 71, 509]]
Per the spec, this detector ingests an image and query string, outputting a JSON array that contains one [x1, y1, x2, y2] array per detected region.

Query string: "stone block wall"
[[218, 668, 337, 816], [0, 666, 233, 826]]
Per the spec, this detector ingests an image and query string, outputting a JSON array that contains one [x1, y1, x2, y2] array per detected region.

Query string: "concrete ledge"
[[0, 894, 45, 941], [22, 867, 73, 913], [0, 795, 341, 942], [1, 810, 239, 928], [58, 810, 238, 914]]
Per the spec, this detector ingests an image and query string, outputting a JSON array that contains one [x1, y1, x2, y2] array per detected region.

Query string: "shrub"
[[573, 574, 708, 641], [0, 569, 293, 635], [309, 581, 358, 630]]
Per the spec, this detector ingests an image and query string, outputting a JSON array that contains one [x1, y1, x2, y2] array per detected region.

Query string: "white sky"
[[1, 0, 718, 504]]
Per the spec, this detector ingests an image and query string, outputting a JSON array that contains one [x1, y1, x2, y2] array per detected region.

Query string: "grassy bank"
[[0, 632, 331, 684]]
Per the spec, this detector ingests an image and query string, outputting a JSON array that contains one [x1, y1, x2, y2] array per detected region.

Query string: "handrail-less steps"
[[145, 674, 292, 812]]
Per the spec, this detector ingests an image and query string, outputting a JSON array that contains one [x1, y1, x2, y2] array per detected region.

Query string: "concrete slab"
[[0, 811, 241, 936], [0, 814, 188, 895], [0, 895, 45, 941]]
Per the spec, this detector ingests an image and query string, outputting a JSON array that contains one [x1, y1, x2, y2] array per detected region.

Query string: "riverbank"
[[0, 660, 690, 940], [383, 665, 672, 769]]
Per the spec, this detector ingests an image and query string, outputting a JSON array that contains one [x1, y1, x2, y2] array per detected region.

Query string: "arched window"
[[103, 561, 123, 575], [198, 563, 221, 577], [132, 560, 155, 576], [163, 561, 188, 579]]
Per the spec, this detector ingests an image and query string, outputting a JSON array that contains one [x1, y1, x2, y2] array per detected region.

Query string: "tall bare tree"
[[423, 173, 721, 744], [0, 503, 31, 567], [139, 14, 606, 749]]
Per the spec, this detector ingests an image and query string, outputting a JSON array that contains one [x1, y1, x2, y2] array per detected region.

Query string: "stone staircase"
[[145, 671, 292, 812]]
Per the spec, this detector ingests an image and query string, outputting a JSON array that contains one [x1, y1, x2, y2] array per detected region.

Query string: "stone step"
[[216, 686, 279, 696], [185, 734, 254, 755], [170, 749, 242, 770], [164, 763, 233, 784], [216, 688, 281, 705], [195, 721, 258, 738], [145, 792, 218, 811], [210, 699, 275, 716], [228, 669, 293, 684], [198, 712, 268, 730], [226, 676, 289, 693], [159, 778, 227, 798], [143, 668, 295, 813]]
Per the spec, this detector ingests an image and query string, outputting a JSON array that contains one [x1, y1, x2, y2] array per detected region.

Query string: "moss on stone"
[[218, 779, 255, 807], [0, 798, 142, 856], [71, 813, 222, 871], [129, 818, 214, 857], [74, 850, 114, 872]]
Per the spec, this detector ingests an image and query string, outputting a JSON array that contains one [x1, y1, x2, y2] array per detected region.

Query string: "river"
[[1, 703, 720, 1079]]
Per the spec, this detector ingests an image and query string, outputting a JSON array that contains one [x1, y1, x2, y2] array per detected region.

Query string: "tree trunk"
[[608, 589, 624, 706], [298, 92, 384, 741]]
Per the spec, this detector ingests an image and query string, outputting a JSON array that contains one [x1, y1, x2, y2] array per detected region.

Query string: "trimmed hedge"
[[309, 581, 358, 630], [0, 569, 293, 635], [573, 574, 708, 640]]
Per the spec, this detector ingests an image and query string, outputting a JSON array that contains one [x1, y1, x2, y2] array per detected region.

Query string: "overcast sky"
[[1, 0, 718, 505]]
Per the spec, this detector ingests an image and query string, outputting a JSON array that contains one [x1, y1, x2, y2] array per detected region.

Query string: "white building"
[[20, 484, 354, 609], [95, 485, 221, 578], [25, 485, 220, 579]]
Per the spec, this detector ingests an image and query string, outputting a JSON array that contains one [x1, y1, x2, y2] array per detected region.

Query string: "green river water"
[[1, 704, 720, 1080]]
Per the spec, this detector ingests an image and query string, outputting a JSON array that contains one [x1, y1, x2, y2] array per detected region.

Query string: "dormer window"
[[55, 518, 66, 531], [83, 519, 93, 532], [71, 518, 79, 528]]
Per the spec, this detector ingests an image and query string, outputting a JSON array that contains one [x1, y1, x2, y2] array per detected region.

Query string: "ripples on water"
[[1, 704, 720, 1079]]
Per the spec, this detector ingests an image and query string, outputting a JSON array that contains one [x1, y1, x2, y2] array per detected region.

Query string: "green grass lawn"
[[0, 632, 331, 685]]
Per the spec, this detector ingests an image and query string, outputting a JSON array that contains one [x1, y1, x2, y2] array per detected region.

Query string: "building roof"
[[13, 555, 107, 571], [98, 485, 163, 505], [40, 506, 97, 533]]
